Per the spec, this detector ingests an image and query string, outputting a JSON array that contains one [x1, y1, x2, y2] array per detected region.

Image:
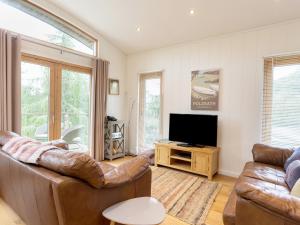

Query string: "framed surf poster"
[[191, 69, 220, 110]]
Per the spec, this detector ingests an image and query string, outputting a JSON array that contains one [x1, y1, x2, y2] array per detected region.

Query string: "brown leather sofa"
[[223, 144, 300, 225], [0, 132, 152, 225]]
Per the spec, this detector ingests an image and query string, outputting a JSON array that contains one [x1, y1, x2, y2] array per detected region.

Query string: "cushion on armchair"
[[291, 179, 300, 197], [252, 144, 293, 167], [285, 160, 300, 189], [38, 150, 104, 188], [103, 155, 150, 187], [284, 147, 300, 171]]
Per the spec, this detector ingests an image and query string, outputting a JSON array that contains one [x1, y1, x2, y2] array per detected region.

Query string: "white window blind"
[[262, 55, 300, 148]]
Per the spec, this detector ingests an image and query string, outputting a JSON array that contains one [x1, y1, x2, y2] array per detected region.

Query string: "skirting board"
[[218, 169, 240, 178]]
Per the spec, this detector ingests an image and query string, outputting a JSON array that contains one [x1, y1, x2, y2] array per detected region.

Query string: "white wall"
[[30, 0, 127, 120], [126, 19, 300, 177]]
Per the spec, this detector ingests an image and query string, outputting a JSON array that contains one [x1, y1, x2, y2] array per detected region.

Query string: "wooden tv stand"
[[154, 142, 219, 180]]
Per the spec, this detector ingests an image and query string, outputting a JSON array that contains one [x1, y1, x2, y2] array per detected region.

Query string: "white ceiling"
[[49, 0, 300, 54]]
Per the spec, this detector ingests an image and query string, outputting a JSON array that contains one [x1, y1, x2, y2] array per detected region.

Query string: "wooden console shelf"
[[154, 142, 219, 180]]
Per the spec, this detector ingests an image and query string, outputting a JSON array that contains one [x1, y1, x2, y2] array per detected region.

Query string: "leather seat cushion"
[[238, 175, 290, 194], [241, 162, 288, 188]]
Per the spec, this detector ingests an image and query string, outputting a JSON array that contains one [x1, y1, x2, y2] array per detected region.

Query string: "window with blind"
[[262, 55, 300, 148]]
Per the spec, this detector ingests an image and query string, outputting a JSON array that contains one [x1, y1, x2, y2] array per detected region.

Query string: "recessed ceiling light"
[[136, 27, 141, 32], [189, 9, 195, 15]]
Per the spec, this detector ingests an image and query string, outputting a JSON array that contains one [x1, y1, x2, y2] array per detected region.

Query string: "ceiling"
[[49, 0, 300, 54]]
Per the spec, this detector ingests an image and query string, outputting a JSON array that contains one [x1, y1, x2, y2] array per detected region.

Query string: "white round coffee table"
[[103, 197, 165, 225]]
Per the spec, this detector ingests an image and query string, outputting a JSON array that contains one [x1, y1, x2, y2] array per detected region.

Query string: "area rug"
[[151, 167, 222, 225]]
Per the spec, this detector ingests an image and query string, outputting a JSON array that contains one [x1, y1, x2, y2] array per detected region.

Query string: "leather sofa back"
[[0, 149, 63, 225], [0, 148, 152, 225]]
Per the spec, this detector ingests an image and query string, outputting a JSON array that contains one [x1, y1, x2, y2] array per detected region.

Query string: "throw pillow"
[[291, 178, 300, 197], [38, 149, 104, 188], [285, 160, 300, 189], [284, 147, 300, 171]]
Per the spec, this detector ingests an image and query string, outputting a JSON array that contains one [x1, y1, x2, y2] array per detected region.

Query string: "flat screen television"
[[169, 113, 218, 147]]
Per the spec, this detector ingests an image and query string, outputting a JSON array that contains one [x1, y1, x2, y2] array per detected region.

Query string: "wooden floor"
[[0, 156, 236, 225]]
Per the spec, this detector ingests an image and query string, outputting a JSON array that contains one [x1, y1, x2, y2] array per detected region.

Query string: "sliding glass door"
[[61, 68, 91, 151], [21, 55, 92, 152], [139, 72, 163, 150], [21, 61, 52, 141]]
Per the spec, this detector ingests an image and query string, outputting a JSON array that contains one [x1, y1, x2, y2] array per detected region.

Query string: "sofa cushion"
[[284, 147, 300, 171], [285, 160, 300, 189], [242, 162, 287, 188], [252, 144, 293, 167], [291, 179, 300, 197], [38, 149, 104, 188], [239, 175, 290, 194], [103, 155, 150, 187]]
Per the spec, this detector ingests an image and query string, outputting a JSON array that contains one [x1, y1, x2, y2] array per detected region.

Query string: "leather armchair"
[[223, 144, 298, 225]]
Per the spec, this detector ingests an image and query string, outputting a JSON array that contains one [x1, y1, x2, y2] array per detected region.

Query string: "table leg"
[[110, 221, 115, 225]]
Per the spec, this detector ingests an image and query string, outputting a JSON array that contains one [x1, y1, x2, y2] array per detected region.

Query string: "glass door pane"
[[61, 69, 91, 152], [21, 61, 50, 141], [140, 76, 161, 149]]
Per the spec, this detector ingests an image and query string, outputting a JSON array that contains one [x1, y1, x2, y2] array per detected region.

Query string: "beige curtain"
[[91, 59, 109, 161], [0, 29, 21, 133]]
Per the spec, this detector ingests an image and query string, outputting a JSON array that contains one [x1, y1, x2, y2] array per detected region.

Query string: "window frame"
[[1, 0, 98, 56], [21, 53, 92, 144]]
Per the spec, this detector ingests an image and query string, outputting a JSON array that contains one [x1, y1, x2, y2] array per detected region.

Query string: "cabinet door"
[[192, 152, 209, 174], [157, 146, 170, 165]]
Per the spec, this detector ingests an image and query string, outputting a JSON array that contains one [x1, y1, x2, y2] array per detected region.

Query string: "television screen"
[[169, 113, 218, 147]]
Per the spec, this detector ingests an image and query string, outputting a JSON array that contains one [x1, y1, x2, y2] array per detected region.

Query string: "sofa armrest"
[[103, 155, 150, 188], [236, 182, 300, 223], [252, 143, 293, 167]]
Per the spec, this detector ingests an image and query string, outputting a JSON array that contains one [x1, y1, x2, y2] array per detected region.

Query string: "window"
[[138, 72, 163, 150], [0, 0, 96, 55], [21, 55, 92, 152], [262, 56, 300, 148]]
